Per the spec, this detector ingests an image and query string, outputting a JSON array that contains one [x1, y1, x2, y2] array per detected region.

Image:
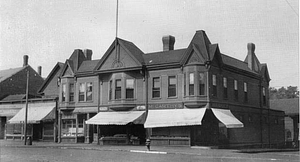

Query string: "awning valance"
[[85, 111, 146, 125], [144, 108, 206, 128], [8, 102, 56, 124], [211, 108, 244, 128]]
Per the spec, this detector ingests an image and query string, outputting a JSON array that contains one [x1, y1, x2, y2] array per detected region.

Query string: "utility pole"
[[24, 70, 29, 145]]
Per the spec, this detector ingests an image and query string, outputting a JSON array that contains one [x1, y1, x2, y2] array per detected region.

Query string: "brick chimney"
[[23, 55, 29, 67], [162, 35, 175, 51], [83, 49, 93, 60], [247, 43, 255, 70], [37, 66, 42, 76]]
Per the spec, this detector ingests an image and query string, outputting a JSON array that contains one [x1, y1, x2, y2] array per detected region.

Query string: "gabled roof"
[[260, 63, 271, 82], [77, 59, 100, 73], [0, 67, 25, 83], [144, 48, 186, 66], [38, 62, 64, 94], [221, 54, 256, 73], [270, 98, 299, 116], [94, 38, 145, 71], [60, 60, 74, 77]]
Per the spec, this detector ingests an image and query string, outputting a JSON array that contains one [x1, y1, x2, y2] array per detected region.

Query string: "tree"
[[269, 86, 299, 100]]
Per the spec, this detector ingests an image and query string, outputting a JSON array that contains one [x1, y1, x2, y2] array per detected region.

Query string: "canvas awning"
[[144, 108, 206, 128], [85, 111, 146, 125], [8, 102, 56, 124], [211, 108, 244, 128]]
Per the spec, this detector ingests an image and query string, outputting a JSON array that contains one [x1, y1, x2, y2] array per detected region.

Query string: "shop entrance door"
[[32, 124, 42, 140]]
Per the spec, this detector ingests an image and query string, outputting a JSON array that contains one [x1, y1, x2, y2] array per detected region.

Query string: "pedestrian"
[[146, 139, 151, 151]]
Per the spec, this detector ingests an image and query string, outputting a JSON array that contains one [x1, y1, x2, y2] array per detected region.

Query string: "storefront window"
[[62, 119, 76, 137], [168, 76, 177, 97], [152, 77, 160, 98], [126, 79, 134, 99]]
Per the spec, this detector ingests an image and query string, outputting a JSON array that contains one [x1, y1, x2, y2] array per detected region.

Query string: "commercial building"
[[0, 55, 44, 139], [53, 30, 284, 148]]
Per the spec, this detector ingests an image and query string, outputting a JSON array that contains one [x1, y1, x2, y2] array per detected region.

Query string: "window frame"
[[115, 79, 122, 100], [244, 82, 248, 102], [126, 78, 134, 99], [168, 76, 177, 98], [234, 80, 238, 101], [152, 77, 161, 98], [62, 83, 66, 102], [189, 72, 195, 96], [199, 72, 205, 96], [69, 83, 74, 102], [212, 74, 217, 97], [223, 77, 228, 99]]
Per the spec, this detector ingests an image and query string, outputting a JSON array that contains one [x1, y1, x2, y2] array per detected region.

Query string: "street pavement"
[[1, 140, 299, 162]]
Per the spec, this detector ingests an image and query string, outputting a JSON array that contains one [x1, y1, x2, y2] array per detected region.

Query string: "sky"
[[0, 0, 298, 88]]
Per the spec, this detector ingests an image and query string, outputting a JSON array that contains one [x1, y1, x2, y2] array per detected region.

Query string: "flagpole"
[[24, 70, 29, 145]]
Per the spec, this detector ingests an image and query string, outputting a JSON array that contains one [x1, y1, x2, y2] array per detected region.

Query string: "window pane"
[[62, 84, 66, 102], [244, 82, 247, 92], [126, 79, 134, 99], [109, 80, 112, 100], [115, 79, 121, 99], [79, 83, 85, 101], [86, 82, 93, 101], [126, 79, 134, 89], [199, 73, 205, 95], [212, 75, 217, 86], [153, 77, 160, 98], [223, 77, 227, 88], [189, 73, 194, 84], [168, 76, 176, 97], [69, 83, 74, 102], [234, 80, 238, 90]]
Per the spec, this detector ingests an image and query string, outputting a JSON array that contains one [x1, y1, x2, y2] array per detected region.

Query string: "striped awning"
[[144, 108, 206, 128], [8, 102, 55, 124], [85, 111, 146, 125], [211, 108, 244, 128]]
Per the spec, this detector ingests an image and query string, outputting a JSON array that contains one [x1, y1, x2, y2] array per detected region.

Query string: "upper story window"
[[115, 79, 121, 100], [86, 82, 93, 101], [109, 80, 113, 100], [199, 73, 205, 95], [79, 82, 93, 102], [263, 87, 266, 105], [212, 75, 217, 97], [244, 82, 248, 102], [183, 74, 186, 96], [126, 79, 134, 99], [189, 73, 194, 96], [62, 83, 66, 102], [234, 80, 238, 100], [168, 76, 177, 97], [69, 83, 74, 102], [152, 77, 160, 98], [223, 77, 228, 99]]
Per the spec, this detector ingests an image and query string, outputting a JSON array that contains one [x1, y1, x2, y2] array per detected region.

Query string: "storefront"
[[85, 110, 146, 145], [7, 102, 56, 141], [144, 106, 243, 147]]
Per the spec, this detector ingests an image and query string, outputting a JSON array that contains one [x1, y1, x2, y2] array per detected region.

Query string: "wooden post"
[[24, 70, 29, 145]]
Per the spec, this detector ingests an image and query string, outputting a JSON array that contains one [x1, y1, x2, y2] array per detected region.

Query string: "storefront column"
[[58, 110, 61, 143], [85, 113, 90, 143], [75, 114, 78, 143]]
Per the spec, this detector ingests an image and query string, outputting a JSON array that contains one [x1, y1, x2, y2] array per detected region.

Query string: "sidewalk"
[[1, 140, 299, 155]]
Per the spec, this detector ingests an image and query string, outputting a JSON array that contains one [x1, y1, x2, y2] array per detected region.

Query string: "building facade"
[[54, 30, 284, 148]]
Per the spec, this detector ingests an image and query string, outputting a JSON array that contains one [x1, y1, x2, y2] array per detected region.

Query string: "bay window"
[[126, 79, 134, 99], [189, 73, 194, 95], [115, 79, 121, 99], [199, 73, 205, 95]]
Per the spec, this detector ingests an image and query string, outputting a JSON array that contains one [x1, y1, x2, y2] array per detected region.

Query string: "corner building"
[[57, 30, 284, 148]]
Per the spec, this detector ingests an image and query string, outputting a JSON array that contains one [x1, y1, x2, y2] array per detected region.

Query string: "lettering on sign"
[[148, 103, 183, 109], [211, 103, 228, 108], [136, 106, 146, 110], [99, 107, 108, 111]]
